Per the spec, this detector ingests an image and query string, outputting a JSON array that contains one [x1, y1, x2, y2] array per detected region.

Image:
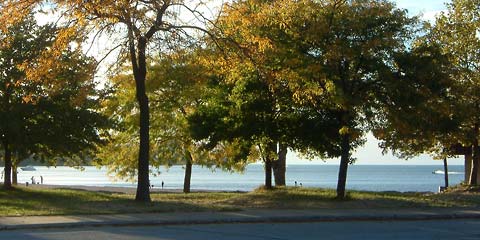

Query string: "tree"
[[373, 41, 459, 154], [372, 42, 461, 191], [98, 50, 249, 193], [150, 51, 253, 192], [187, 68, 280, 189], [0, 0, 217, 201], [0, 14, 49, 188], [427, 0, 480, 186], [266, 0, 418, 198], [188, 0, 321, 189], [149, 51, 214, 193], [0, 14, 110, 188]]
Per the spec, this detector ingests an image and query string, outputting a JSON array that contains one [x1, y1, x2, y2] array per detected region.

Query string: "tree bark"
[[273, 143, 287, 186], [132, 37, 151, 202], [465, 153, 472, 183], [336, 133, 350, 199], [469, 124, 479, 186], [3, 141, 12, 189], [265, 156, 273, 189], [12, 163, 17, 185], [443, 158, 449, 188], [183, 152, 193, 193], [261, 143, 275, 189], [470, 144, 479, 186], [476, 159, 480, 184]]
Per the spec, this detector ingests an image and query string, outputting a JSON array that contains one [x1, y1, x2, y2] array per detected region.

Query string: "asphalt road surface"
[[1, 219, 479, 240]]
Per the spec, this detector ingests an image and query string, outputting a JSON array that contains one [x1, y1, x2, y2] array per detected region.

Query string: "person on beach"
[[40, 176, 43, 184], [31, 176, 35, 184], [161, 181, 164, 189]]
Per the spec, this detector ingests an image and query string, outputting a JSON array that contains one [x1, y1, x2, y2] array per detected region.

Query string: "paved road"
[[1, 219, 480, 240]]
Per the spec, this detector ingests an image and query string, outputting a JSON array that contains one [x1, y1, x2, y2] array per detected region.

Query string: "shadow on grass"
[[1, 185, 479, 217], [0, 185, 219, 216], [56, 187, 127, 195]]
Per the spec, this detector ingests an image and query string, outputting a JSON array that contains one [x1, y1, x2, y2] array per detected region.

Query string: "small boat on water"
[[20, 166, 36, 171], [432, 170, 463, 175]]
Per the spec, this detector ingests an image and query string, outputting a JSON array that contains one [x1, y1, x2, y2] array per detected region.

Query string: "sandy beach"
[[25, 184, 170, 194], [23, 183, 246, 194]]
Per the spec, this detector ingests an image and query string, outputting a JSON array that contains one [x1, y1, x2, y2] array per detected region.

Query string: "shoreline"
[[21, 183, 436, 195], [24, 183, 248, 194], [15, 165, 464, 193]]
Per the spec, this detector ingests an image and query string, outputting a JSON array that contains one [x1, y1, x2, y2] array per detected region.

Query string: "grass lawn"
[[0, 185, 479, 216]]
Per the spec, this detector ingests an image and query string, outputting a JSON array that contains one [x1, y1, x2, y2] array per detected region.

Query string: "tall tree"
[[0, 0, 217, 201], [427, 0, 480, 185], [189, 0, 317, 189], [187, 68, 281, 189], [0, 14, 110, 188], [373, 42, 460, 172], [263, 0, 418, 198], [98, 50, 249, 193], [0, 14, 49, 189]]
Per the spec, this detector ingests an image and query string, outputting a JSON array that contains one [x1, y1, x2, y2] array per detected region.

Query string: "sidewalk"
[[1, 208, 480, 231]]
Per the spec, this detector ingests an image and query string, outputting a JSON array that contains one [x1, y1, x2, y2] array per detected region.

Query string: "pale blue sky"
[[290, 0, 464, 166], [396, 0, 450, 12], [396, 0, 451, 21]]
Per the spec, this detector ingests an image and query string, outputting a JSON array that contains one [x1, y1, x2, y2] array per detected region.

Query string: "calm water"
[[16, 164, 465, 193]]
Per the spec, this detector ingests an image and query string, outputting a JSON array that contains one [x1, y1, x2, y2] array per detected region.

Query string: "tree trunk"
[[265, 156, 273, 189], [3, 141, 12, 189], [469, 124, 479, 186], [273, 143, 287, 186], [132, 37, 151, 202], [470, 144, 479, 186], [443, 158, 449, 188], [183, 152, 193, 193], [12, 163, 17, 185], [135, 91, 151, 202], [264, 143, 277, 189], [336, 133, 350, 199], [465, 153, 472, 183], [476, 161, 480, 184]]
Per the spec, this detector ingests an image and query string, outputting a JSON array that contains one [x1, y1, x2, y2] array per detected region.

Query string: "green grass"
[[222, 187, 480, 209], [0, 186, 479, 216]]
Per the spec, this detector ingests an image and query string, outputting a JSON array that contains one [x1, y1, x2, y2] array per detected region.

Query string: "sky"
[[289, 0, 463, 166], [396, 0, 451, 16], [396, 0, 450, 14]]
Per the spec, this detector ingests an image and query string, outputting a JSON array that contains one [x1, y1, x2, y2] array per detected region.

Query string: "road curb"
[[1, 212, 479, 231]]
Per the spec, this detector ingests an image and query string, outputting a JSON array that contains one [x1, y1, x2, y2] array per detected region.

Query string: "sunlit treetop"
[[0, 0, 215, 80]]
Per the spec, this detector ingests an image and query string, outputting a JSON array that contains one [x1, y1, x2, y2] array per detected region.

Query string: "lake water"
[[17, 164, 465, 193]]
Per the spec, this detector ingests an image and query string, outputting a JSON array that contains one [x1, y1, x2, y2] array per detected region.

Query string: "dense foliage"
[[0, 14, 111, 189], [0, 0, 479, 200]]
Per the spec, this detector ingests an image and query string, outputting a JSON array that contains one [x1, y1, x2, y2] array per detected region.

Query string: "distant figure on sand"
[[40, 175, 43, 184], [161, 181, 164, 189], [295, 181, 297, 187], [31, 176, 35, 185]]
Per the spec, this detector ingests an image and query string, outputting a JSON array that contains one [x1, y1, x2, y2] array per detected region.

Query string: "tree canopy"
[[189, 0, 420, 197], [0, 13, 111, 188], [1, 0, 218, 201], [2, 0, 479, 197], [99, 49, 251, 193]]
